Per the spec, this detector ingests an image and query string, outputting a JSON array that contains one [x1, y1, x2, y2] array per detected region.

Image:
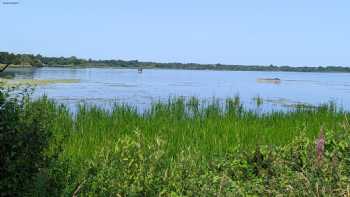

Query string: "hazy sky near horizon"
[[1, 0, 349, 66]]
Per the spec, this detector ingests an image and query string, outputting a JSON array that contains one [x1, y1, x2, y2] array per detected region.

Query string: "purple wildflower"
[[316, 128, 325, 163]]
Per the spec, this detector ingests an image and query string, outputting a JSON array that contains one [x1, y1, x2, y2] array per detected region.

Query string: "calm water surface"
[[8, 67, 350, 112]]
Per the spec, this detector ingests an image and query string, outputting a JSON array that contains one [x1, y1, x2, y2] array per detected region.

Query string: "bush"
[[66, 127, 350, 196], [0, 88, 45, 196], [76, 130, 166, 196], [0, 88, 69, 196]]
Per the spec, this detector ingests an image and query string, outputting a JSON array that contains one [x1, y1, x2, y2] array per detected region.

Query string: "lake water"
[[7, 67, 350, 112]]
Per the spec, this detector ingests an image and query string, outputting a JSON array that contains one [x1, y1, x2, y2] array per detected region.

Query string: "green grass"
[[45, 96, 349, 196], [48, 97, 345, 166], [3, 91, 350, 196]]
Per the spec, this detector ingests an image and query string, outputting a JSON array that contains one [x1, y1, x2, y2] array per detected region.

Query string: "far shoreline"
[[1, 51, 350, 74], [6, 65, 350, 74]]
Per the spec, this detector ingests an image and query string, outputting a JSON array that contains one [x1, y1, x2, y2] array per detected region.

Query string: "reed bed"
[[50, 97, 344, 165], [3, 92, 349, 196]]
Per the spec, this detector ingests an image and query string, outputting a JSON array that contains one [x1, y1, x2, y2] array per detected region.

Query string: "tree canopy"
[[1, 51, 350, 73]]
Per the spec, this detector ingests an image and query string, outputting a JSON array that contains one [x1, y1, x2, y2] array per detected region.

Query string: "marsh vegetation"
[[1, 88, 350, 196], [0, 78, 80, 87]]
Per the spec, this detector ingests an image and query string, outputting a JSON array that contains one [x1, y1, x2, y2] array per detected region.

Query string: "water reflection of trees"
[[0, 68, 37, 79]]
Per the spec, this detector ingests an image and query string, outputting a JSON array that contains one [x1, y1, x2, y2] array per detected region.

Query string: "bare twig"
[[0, 64, 10, 72], [72, 180, 86, 197]]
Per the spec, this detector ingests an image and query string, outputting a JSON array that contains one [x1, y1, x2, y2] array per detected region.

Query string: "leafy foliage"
[[0, 52, 43, 66], [0, 88, 71, 196], [63, 127, 350, 196], [1, 91, 350, 196], [0, 88, 48, 195]]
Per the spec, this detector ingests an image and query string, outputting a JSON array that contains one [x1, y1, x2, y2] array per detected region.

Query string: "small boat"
[[138, 68, 143, 73], [256, 78, 281, 84]]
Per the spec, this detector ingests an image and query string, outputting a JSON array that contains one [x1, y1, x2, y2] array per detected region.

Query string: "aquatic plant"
[[253, 95, 264, 107], [1, 89, 350, 196], [0, 78, 80, 87]]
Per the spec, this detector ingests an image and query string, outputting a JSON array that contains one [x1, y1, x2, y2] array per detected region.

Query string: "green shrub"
[[75, 129, 166, 196], [0, 88, 71, 196], [0, 88, 47, 195], [62, 126, 350, 196]]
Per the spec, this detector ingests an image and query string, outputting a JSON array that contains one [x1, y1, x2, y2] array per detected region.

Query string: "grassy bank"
[[66, 98, 341, 161], [1, 89, 350, 196], [0, 78, 80, 87]]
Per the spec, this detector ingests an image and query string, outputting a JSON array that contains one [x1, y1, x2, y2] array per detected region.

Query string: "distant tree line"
[[1, 51, 350, 73], [0, 52, 43, 66]]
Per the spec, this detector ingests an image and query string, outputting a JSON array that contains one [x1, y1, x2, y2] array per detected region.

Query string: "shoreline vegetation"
[[1, 51, 350, 73], [1, 88, 350, 196], [0, 78, 80, 87]]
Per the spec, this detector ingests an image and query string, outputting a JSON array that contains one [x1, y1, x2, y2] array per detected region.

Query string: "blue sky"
[[0, 0, 349, 66]]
